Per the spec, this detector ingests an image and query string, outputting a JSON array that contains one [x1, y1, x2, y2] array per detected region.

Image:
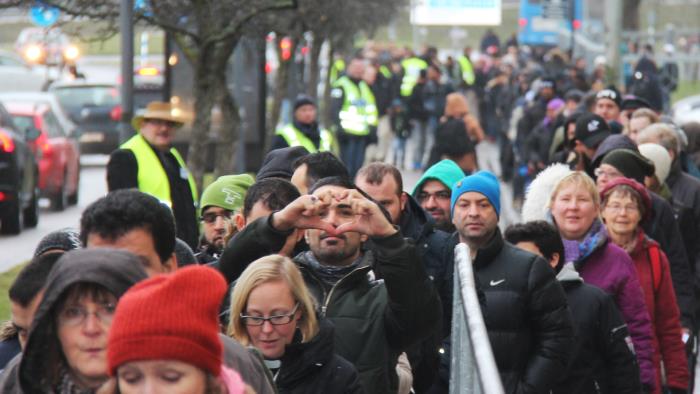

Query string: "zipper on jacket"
[[321, 266, 368, 317]]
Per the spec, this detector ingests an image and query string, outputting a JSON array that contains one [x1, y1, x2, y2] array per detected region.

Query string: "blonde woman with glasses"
[[228, 255, 362, 394]]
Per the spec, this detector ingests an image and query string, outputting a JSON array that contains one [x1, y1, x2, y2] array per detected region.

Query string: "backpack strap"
[[648, 243, 661, 293]]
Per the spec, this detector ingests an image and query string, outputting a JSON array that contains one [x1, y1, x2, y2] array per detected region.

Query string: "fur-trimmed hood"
[[521, 163, 573, 222]]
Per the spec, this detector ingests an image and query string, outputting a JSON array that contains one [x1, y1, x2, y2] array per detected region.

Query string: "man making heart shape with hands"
[[218, 176, 440, 394], [271, 186, 398, 268]]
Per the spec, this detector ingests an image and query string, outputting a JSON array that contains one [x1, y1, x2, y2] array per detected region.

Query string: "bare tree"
[[9, 0, 293, 189]]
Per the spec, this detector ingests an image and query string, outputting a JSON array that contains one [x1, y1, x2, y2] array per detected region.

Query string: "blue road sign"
[[29, 3, 60, 27]]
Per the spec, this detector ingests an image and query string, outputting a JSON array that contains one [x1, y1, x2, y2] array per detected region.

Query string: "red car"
[[5, 100, 79, 210]]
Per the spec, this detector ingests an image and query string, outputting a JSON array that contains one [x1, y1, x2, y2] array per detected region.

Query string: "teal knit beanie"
[[412, 159, 465, 196]]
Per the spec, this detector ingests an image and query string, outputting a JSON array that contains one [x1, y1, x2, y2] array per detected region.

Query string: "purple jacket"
[[573, 239, 656, 390]]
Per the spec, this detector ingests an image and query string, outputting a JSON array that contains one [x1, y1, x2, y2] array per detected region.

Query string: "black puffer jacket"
[[398, 195, 453, 333], [396, 196, 453, 392], [274, 320, 363, 394], [551, 263, 641, 394], [473, 230, 574, 394]]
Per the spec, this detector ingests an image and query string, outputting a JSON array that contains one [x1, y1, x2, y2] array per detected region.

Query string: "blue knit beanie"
[[450, 171, 500, 217]]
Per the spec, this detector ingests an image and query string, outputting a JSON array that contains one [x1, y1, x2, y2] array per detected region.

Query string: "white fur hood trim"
[[521, 163, 574, 222]]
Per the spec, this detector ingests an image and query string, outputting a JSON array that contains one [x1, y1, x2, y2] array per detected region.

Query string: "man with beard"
[[195, 174, 254, 264], [451, 170, 573, 393], [217, 176, 440, 394], [355, 162, 452, 392], [412, 159, 465, 232]]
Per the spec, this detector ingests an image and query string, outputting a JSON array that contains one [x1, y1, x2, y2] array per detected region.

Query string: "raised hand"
[[334, 189, 397, 238], [271, 191, 337, 235]]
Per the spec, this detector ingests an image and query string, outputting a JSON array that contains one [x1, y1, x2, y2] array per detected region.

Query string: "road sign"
[[29, 3, 59, 27], [411, 0, 502, 26]]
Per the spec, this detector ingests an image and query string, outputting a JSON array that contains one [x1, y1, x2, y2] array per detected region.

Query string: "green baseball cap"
[[200, 174, 255, 212]]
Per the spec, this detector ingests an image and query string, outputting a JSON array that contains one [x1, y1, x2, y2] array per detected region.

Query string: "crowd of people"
[[0, 29, 698, 394]]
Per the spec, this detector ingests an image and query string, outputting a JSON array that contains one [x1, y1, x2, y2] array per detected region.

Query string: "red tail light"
[[110, 105, 122, 122], [0, 131, 14, 153], [41, 141, 53, 158], [0, 191, 6, 201]]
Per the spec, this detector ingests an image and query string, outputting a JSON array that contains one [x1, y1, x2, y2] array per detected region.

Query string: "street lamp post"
[[119, 0, 135, 144]]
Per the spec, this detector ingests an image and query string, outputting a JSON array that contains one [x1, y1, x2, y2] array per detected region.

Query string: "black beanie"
[[600, 149, 655, 184], [34, 228, 81, 257], [293, 95, 316, 112], [257, 146, 309, 180]]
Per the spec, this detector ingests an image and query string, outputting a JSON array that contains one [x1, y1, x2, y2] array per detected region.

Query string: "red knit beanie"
[[108, 265, 227, 376], [600, 177, 652, 222]]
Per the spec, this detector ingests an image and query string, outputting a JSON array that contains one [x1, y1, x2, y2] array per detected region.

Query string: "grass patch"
[[673, 81, 700, 104], [0, 263, 27, 322]]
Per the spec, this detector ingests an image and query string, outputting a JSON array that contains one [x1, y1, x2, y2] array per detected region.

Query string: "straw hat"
[[132, 101, 188, 130]]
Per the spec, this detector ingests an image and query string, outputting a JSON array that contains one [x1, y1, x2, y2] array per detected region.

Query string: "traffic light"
[[280, 37, 292, 61]]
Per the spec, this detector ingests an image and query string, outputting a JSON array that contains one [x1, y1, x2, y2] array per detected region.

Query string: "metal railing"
[[450, 243, 504, 394]]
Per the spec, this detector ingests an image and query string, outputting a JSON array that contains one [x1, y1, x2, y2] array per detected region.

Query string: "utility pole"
[[119, 0, 134, 143], [605, 0, 624, 87]]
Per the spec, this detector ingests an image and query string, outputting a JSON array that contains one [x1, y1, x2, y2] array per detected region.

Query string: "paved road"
[[0, 155, 108, 272]]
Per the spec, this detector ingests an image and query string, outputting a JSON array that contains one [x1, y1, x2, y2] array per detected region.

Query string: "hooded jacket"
[[411, 159, 465, 197], [473, 229, 574, 394], [273, 319, 362, 394], [219, 215, 441, 394], [0, 250, 275, 394], [0, 248, 148, 394], [396, 195, 453, 392], [551, 263, 641, 394], [628, 231, 689, 393]]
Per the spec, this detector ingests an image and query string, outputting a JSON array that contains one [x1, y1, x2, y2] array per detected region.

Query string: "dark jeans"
[[340, 135, 367, 177]]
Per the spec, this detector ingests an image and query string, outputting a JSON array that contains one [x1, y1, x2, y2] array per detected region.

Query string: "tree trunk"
[[212, 39, 239, 178], [307, 34, 324, 100], [265, 35, 297, 152], [187, 45, 218, 192], [322, 43, 334, 127], [622, 0, 641, 31], [215, 83, 240, 178]]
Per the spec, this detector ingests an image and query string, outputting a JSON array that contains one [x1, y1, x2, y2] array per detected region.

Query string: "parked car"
[[0, 102, 39, 234], [49, 80, 163, 154], [49, 82, 121, 154], [4, 99, 80, 211]]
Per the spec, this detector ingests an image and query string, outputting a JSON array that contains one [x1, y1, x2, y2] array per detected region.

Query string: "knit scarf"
[[52, 369, 97, 394], [562, 219, 608, 264], [303, 251, 363, 289]]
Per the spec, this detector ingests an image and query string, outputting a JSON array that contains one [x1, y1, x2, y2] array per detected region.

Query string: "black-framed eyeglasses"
[[199, 210, 233, 224], [417, 190, 451, 203], [240, 303, 300, 326]]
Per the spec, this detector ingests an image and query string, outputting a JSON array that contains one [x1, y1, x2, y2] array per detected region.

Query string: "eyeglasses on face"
[[240, 303, 300, 326], [604, 204, 639, 214], [58, 302, 116, 327], [417, 190, 451, 203], [144, 119, 181, 128], [200, 210, 233, 224], [594, 168, 622, 179]]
